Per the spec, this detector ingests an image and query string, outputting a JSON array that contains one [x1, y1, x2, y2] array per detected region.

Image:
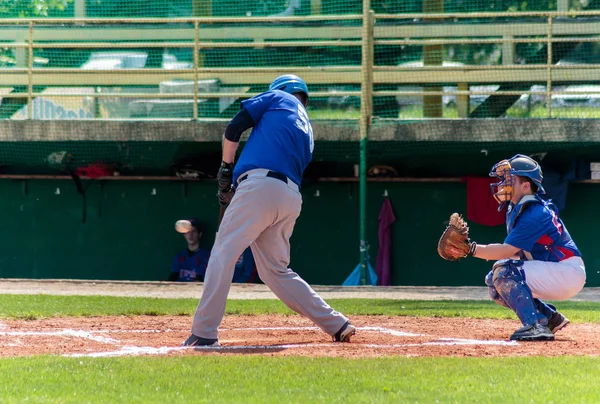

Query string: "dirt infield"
[[1, 315, 599, 358]]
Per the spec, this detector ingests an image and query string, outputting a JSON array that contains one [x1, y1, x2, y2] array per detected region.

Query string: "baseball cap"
[[188, 218, 203, 232]]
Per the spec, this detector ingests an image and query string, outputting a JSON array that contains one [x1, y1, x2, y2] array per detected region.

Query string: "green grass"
[[1, 356, 600, 403], [509, 105, 600, 118], [3, 294, 600, 323], [3, 296, 600, 402]]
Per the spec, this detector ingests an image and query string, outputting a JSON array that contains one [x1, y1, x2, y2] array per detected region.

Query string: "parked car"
[[81, 52, 148, 70], [550, 85, 600, 108], [81, 51, 192, 70]]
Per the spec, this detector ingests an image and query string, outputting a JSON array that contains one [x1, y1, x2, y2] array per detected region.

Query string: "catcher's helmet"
[[489, 154, 545, 211], [508, 154, 545, 194], [269, 74, 309, 101]]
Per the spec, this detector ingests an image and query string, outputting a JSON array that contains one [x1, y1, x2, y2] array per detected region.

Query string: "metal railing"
[[2, 11, 600, 119], [4, 9, 600, 285]]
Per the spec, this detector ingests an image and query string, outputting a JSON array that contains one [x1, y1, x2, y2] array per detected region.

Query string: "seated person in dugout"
[[169, 218, 210, 282], [232, 247, 259, 284], [170, 218, 258, 283]]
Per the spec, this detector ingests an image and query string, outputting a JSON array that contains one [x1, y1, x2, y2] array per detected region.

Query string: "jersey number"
[[549, 208, 563, 235], [296, 105, 314, 153]]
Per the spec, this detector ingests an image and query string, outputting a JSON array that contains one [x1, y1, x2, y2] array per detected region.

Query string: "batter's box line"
[[78, 326, 420, 336], [64, 325, 518, 358], [66, 338, 518, 358], [94, 329, 177, 334], [0, 329, 121, 345], [216, 326, 423, 338], [6, 326, 517, 358], [0, 325, 472, 342], [207, 326, 422, 336]]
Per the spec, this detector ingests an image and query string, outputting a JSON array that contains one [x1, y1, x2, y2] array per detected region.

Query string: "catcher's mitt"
[[437, 213, 477, 261]]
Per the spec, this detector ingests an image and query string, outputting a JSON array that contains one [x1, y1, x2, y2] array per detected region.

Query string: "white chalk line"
[[91, 327, 319, 334], [58, 326, 516, 357], [69, 346, 189, 358], [0, 325, 517, 357], [0, 326, 419, 336], [0, 329, 119, 344], [81, 326, 421, 336], [433, 338, 518, 346], [360, 326, 422, 337], [67, 339, 517, 358]]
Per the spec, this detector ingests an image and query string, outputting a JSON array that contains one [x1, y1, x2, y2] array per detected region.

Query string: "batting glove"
[[217, 161, 233, 192], [217, 188, 235, 206]]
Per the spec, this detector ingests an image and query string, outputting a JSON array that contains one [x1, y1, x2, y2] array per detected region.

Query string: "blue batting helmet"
[[269, 74, 309, 100]]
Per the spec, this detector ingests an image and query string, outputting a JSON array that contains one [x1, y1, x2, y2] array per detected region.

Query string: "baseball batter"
[[182, 74, 355, 346], [439, 154, 585, 341]]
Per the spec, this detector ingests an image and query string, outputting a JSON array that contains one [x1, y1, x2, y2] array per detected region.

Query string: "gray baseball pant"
[[191, 168, 349, 340]]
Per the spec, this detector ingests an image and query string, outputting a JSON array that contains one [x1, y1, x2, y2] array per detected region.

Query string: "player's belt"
[[238, 170, 288, 185]]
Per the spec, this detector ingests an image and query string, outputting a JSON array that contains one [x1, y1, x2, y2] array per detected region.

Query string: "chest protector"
[[506, 195, 579, 262]]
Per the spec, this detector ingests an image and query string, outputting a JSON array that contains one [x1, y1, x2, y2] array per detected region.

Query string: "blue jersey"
[[504, 195, 581, 262], [233, 90, 314, 187], [171, 248, 210, 282], [232, 248, 258, 283]]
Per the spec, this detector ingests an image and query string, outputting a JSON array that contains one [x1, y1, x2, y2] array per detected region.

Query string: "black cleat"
[[182, 334, 219, 347], [333, 321, 356, 342], [510, 324, 555, 341], [547, 311, 570, 334]]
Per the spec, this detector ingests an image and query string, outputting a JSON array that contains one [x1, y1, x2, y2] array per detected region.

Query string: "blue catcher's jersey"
[[171, 248, 210, 281], [233, 90, 314, 187], [504, 195, 581, 262]]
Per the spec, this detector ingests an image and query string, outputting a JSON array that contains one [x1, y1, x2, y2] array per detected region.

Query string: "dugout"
[[0, 119, 598, 287]]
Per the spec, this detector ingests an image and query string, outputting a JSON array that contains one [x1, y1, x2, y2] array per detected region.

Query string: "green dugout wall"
[[0, 120, 599, 285], [0, 178, 597, 287]]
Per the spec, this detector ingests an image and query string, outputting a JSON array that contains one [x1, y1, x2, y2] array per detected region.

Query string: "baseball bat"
[[216, 203, 229, 237], [218, 204, 227, 227]]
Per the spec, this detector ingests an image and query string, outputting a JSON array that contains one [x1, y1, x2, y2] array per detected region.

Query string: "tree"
[[0, 0, 73, 18], [0, 0, 74, 118], [0, 0, 73, 67]]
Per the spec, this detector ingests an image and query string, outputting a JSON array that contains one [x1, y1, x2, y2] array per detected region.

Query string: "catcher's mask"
[[489, 159, 514, 211], [489, 154, 545, 211]]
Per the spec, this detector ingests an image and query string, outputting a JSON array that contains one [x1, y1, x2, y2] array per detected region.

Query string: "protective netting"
[[1, 1, 600, 174], [0, 18, 363, 121], [2, 1, 595, 18]]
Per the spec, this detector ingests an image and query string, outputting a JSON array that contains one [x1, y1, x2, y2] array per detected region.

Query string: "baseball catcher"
[[438, 154, 585, 341]]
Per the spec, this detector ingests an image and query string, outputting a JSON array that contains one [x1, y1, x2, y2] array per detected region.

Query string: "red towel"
[[465, 176, 506, 227], [74, 163, 115, 179], [375, 197, 395, 286]]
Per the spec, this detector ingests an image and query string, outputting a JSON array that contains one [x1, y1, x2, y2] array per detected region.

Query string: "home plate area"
[[1, 315, 599, 358]]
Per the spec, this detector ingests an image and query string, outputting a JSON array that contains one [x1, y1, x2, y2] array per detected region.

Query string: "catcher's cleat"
[[333, 321, 356, 342], [510, 324, 554, 341], [547, 311, 570, 334], [182, 334, 220, 347]]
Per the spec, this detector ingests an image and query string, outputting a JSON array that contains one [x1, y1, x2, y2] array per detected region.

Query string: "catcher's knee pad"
[[485, 270, 509, 308], [484, 270, 494, 287], [491, 259, 524, 284], [491, 259, 538, 327]]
